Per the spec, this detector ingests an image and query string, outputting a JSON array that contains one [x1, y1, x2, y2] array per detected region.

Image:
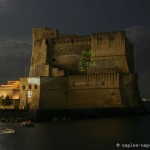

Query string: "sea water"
[[0, 115, 150, 150]]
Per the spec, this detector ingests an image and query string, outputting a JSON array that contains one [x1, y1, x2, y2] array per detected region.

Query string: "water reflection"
[[0, 115, 150, 150]]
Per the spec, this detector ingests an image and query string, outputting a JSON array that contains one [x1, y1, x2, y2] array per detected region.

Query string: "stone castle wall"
[[19, 28, 142, 110], [19, 73, 140, 109], [29, 28, 134, 76]]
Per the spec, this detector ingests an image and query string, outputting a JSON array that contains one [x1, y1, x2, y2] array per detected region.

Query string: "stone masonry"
[[19, 28, 142, 110]]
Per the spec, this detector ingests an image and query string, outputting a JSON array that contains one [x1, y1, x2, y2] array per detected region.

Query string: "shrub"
[[1, 95, 13, 106]]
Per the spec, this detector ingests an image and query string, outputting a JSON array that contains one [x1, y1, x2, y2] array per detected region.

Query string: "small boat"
[[21, 120, 35, 127], [0, 128, 16, 134]]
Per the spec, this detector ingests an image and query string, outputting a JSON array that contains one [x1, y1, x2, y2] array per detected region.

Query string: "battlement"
[[68, 73, 135, 89], [68, 73, 119, 80], [91, 31, 125, 41], [32, 28, 59, 41], [91, 31, 126, 57], [53, 36, 91, 46]]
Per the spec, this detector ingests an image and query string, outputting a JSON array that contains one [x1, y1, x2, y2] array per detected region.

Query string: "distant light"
[[142, 97, 150, 101]]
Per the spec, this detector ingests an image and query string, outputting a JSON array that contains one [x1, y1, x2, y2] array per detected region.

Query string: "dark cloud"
[[0, 38, 31, 56], [1, 0, 150, 38], [125, 26, 150, 96], [0, 0, 9, 11], [0, 37, 31, 83]]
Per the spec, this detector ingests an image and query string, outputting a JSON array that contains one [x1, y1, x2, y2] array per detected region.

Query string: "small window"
[[34, 84, 37, 89], [45, 40, 48, 45], [29, 85, 31, 89], [22, 85, 25, 90], [101, 81, 105, 86]]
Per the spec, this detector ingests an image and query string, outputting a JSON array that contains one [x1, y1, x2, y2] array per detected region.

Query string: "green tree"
[[1, 95, 13, 106]]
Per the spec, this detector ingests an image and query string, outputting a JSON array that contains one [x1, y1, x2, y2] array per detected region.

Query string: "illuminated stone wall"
[[0, 81, 20, 109], [29, 28, 134, 76], [30, 28, 58, 77], [19, 73, 141, 109], [19, 28, 142, 110], [19, 77, 40, 109]]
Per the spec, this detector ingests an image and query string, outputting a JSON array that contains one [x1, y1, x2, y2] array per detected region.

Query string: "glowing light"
[[28, 91, 32, 98], [28, 78, 40, 85]]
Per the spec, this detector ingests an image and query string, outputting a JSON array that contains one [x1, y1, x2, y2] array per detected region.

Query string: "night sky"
[[0, 0, 150, 97]]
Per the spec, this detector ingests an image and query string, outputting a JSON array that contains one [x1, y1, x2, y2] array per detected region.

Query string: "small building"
[[0, 81, 20, 109], [19, 68, 65, 110]]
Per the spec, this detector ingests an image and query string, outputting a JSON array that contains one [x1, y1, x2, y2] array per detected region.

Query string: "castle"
[[19, 28, 142, 113]]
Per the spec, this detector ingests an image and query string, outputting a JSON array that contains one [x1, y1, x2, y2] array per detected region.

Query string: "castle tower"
[[29, 28, 59, 77], [89, 31, 134, 74]]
